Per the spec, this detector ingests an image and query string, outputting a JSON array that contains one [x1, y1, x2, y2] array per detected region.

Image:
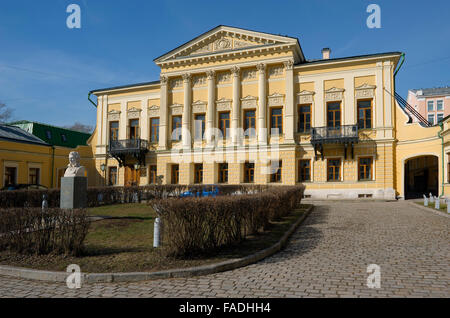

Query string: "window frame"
[[171, 115, 182, 141], [327, 158, 341, 182], [327, 102, 341, 128], [437, 99, 444, 111], [109, 121, 119, 142], [194, 114, 206, 141], [427, 114, 435, 125], [298, 159, 311, 182], [149, 117, 160, 144], [218, 163, 228, 184], [357, 99, 373, 129], [108, 166, 118, 186], [28, 167, 40, 185], [194, 163, 203, 184], [270, 160, 282, 183], [358, 157, 373, 181], [243, 109, 256, 137], [297, 104, 312, 133], [129, 119, 139, 140], [218, 111, 230, 139], [149, 165, 157, 184], [171, 164, 179, 184], [427, 100, 434, 112], [244, 162, 255, 183]]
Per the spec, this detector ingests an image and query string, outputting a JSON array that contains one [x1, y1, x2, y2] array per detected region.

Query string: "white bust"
[[64, 151, 85, 177]]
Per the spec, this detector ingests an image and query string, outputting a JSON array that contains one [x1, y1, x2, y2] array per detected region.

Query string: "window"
[[298, 159, 311, 182], [298, 105, 311, 133], [129, 119, 139, 140], [327, 102, 341, 128], [109, 121, 119, 141], [244, 110, 256, 137], [327, 158, 341, 181], [357, 100, 372, 129], [437, 113, 444, 123], [150, 118, 159, 143], [244, 162, 255, 183], [171, 116, 182, 141], [218, 163, 228, 183], [219, 112, 230, 139], [171, 164, 179, 184], [194, 164, 203, 184], [358, 157, 373, 181], [427, 101, 434, 111], [149, 165, 157, 184], [270, 161, 282, 183], [45, 130, 52, 140], [108, 167, 117, 185], [4, 166, 17, 186], [428, 114, 435, 125], [194, 114, 206, 141], [270, 108, 283, 135], [29, 168, 40, 185], [437, 100, 444, 111], [61, 134, 67, 143]]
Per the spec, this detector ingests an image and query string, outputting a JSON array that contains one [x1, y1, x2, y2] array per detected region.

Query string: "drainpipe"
[[438, 122, 444, 197], [88, 92, 97, 108], [50, 146, 55, 188]]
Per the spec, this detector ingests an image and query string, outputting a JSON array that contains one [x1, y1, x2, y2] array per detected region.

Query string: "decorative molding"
[[355, 83, 376, 99], [127, 107, 141, 119], [192, 75, 206, 87], [283, 59, 294, 71], [214, 37, 232, 51], [231, 66, 240, 77], [256, 63, 266, 73], [206, 70, 215, 80], [182, 73, 191, 83], [242, 69, 256, 81], [241, 95, 258, 109], [216, 98, 232, 111], [160, 75, 168, 85], [192, 100, 207, 113], [107, 110, 121, 121], [148, 105, 160, 117], [217, 72, 231, 83], [170, 78, 182, 89], [170, 103, 183, 116], [268, 65, 284, 77], [325, 87, 345, 101], [297, 90, 315, 104], [267, 93, 285, 106]]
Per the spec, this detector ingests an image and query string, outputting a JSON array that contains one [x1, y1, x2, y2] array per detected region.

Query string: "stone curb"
[[0, 205, 313, 284], [406, 201, 450, 218]]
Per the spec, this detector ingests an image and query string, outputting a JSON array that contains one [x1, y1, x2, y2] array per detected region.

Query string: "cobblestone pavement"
[[0, 201, 448, 298]]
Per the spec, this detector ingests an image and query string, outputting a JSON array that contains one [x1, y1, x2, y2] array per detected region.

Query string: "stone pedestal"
[[60, 177, 87, 209]]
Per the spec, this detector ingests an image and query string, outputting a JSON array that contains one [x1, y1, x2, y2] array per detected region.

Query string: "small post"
[[423, 194, 428, 207], [446, 199, 450, 214], [429, 193, 434, 203], [435, 197, 440, 210], [153, 218, 161, 248], [42, 194, 48, 211]]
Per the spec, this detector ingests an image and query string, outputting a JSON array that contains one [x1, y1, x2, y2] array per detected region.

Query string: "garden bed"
[[0, 203, 311, 273]]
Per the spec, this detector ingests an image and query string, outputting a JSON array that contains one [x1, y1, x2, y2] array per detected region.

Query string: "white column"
[[344, 74, 354, 125], [101, 95, 108, 146], [383, 61, 393, 139], [141, 98, 149, 141], [206, 70, 215, 145], [257, 63, 267, 145], [375, 62, 384, 138], [159, 75, 168, 149], [231, 66, 241, 145], [95, 95, 104, 155], [315, 80, 325, 127], [182, 73, 192, 149], [119, 100, 127, 140], [284, 60, 295, 143]]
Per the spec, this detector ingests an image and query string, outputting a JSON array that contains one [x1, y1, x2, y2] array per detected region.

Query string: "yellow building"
[[88, 25, 449, 199]]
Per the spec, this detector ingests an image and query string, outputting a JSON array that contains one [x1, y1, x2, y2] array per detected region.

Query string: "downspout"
[[50, 146, 55, 188], [88, 92, 97, 108], [393, 52, 405, 198], [438, 122, 444, 197]]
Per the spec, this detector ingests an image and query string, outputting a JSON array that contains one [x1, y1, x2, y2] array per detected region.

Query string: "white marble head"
[[68, 151, 81, 168]]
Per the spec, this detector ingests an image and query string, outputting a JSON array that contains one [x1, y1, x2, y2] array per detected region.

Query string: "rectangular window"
[[129, 119, 139, 140], [437, 100, 444, 111], [358, 157, 373, 181], [149, 165, 157, 184], [357, 100, 372, 129], [327, 102, 341, 128], [150, 118, 159, 143], [109, 121, 119, 142], [327, 158, 341, 181], [437, 113, 444, 123], [298, 159, 311, 182], [270, 108, 283, 135], [29, 168, 40, 185], [61, 134, 67, 143], [4, 167, 17, 186], [194, 164, 203, 184], [45, 130, 52, 140], [427, 101, 434, 111], [194, 114, 206, 141], [171, 164, 179, 184], [298, 105, 311, 133], [219, 112, 230, 139], [270, 160, 282, 183], [428, 114, 435, 125], [244, 162, 255, 183], [108, 167, 117, 185], [171, 116, 182, 141], [218, 163, 228, 183], [244, 110, 256, 137]]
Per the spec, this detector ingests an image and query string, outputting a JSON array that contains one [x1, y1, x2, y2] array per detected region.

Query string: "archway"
[[404, 155, 438, 199]]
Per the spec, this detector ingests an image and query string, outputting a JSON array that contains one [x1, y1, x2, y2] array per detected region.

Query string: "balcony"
[[310, 125, 359, 160], [108, 139, 149, 167]]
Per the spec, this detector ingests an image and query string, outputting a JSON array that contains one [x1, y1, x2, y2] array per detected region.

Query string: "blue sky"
[[1, 0, 449, 127]]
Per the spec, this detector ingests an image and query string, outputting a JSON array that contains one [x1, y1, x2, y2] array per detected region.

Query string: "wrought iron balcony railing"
[[311, 125, 358, 144], [108, 139, 148, 154]]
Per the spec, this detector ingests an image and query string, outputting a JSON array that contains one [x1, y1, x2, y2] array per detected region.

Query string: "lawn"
[[415, 201, 449, 213], [0, 203, 311, 273]]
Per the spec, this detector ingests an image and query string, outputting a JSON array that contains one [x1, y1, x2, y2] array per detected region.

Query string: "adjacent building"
[[407, 87, 450, 125]]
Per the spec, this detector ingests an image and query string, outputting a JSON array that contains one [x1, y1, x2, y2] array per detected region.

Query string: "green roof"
[[8, 120, 91, 148]]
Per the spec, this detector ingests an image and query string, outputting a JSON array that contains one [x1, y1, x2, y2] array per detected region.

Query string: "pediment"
[[154, 26, 303, 64]]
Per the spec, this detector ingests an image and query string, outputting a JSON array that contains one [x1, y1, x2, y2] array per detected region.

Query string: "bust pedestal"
[[60, 176, 87, 209]]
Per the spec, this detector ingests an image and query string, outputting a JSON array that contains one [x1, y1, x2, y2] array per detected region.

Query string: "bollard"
[[42, 194, 48, 211], [435, 197, 440, 210], [429, 193, 434, 203], [153, 218, 161, 248], [447, 199, 450, 214], [423, 194, 428, 207]]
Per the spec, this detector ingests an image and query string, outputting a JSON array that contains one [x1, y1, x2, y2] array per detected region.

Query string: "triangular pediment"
[[154, 25, 304, 64]]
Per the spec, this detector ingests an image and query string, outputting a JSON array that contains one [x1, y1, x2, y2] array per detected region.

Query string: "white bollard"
[[429, 193, 434, 203], [153, 218, 161, 248], [423, 194, 428, 207], [435, 197, 440, 210], [447, 200, 450, 214], [42, 195, 48, 211]]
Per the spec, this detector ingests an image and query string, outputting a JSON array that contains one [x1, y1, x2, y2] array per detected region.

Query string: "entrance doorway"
[[404, 155, 438, 199], [124, 165, 140, 187]]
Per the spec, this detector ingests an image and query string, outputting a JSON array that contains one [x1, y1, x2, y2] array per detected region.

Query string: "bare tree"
[[0, 102, 13, 124], [64, 122, 94, 134]]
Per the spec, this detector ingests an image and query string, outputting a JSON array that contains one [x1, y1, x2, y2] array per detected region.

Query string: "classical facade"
[[89, 25, 450, 199]]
